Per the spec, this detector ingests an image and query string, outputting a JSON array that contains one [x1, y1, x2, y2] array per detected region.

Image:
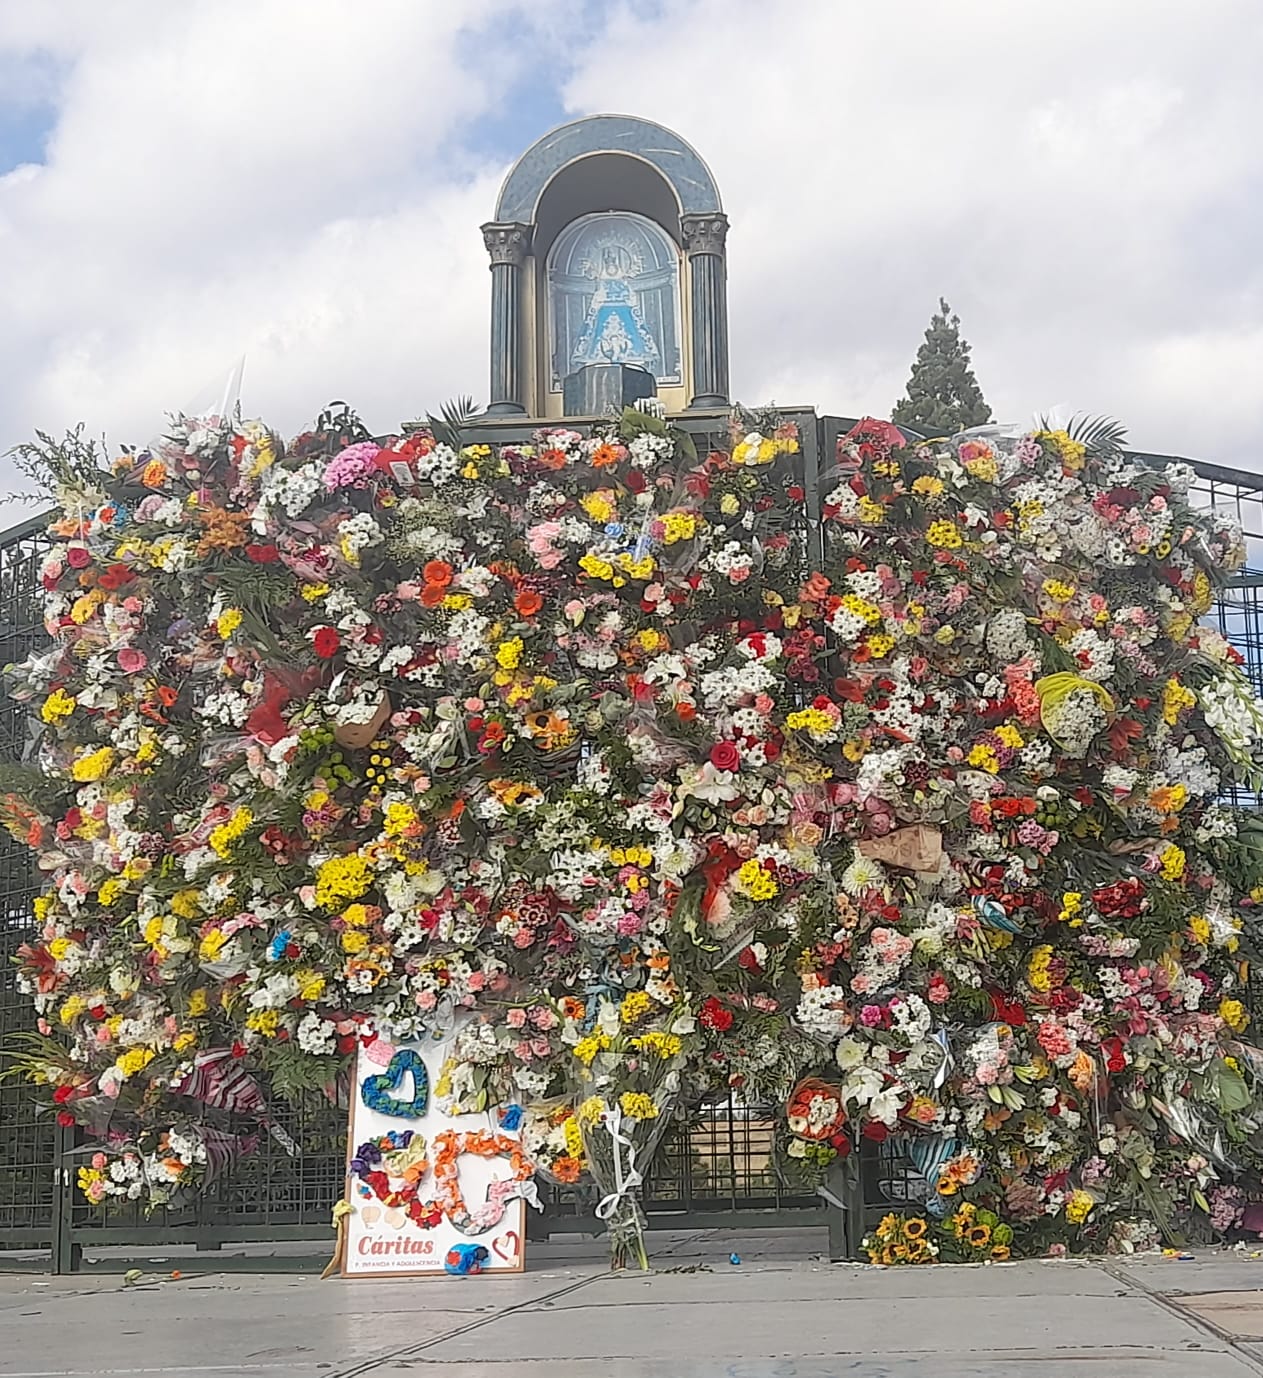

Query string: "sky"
[[1, 0, 1262, 504]]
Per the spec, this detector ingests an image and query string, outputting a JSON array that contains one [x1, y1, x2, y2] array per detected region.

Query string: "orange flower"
[[423, 560, 453, 588], [589, 442, 621, 469], [801, 572, 832, 602], [560, 997, 586, 1020], [141, 460, 168, 489], [538, 448, 568, 471], [553, 1155, 582, 1183], [514, 588, 543, 617], [420, 584, 447, 607]]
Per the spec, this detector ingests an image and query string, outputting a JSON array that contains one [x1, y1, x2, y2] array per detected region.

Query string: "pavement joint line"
[[1099, 1260, 1263, 1377], [323, 1271, 608, 1378]]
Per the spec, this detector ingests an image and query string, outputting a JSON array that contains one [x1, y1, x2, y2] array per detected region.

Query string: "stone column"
[[481, 222, 532, 415], [682, 213, 730, 410]]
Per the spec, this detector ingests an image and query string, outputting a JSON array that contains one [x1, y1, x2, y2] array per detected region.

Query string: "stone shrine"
[[481, 114, 730, 418]]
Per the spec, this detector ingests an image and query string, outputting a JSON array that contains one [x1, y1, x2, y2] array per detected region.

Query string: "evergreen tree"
[[892, 298, 992, 437]]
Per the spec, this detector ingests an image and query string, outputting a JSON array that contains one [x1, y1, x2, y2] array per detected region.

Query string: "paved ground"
[[6, 1228, 1263, 1376]]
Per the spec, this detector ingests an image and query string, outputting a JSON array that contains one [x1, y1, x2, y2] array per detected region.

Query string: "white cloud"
[[1, 0, 1262, 507]]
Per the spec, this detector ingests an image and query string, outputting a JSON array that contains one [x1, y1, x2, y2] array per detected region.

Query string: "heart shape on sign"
[[491, 1229, 520, 1263], [361, 1049, 429, 1119]]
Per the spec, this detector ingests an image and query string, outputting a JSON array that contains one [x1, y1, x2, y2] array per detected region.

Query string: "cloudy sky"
[[1, 0, 1261, 501]]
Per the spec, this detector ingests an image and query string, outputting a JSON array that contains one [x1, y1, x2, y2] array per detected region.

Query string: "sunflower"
[[991, 1244, 1011, 1261], [967, 1224, 992, 1247], [903, 1217, 928, 1240], [936, 1174, 958, 1195]]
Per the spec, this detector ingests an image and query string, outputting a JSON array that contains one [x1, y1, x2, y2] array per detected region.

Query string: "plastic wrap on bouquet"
[[578, 1095, 676, 1271]]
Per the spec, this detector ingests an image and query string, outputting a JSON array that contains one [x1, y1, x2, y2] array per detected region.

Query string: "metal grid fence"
[[2, 417, 1263, 1265]]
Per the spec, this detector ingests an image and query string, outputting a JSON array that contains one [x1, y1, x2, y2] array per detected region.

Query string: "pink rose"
[[506, 1007, 527, 1029]]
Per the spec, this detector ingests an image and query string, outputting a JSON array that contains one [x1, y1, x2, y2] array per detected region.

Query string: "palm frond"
[[423, 396, 482, 452], [1037, 412, 1129, 458]]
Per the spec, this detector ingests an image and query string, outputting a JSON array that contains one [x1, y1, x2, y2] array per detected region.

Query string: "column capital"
[[681, 212, 729, 256], [481, 221, 533, 267]]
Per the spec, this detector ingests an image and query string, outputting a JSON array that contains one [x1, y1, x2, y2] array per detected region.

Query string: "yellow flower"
[[1059, 891, 1082, 923], [1220, 998, 1249, 1033], [661, 511, 698, 544], [720, 493, 741, 516], [1042, 578, 1076, 603], [633, 1032, 682, 1059], [856, 495, 886, 525], [496, 637, 524, 670], [188, 988, 209, 1017], [209, 806, 252, 858], [296, 968, 326, 1001], [40, 688, 77, 724], [1162, 676, 1196, 726], [563, 1116, 585, 1157], [576, 1095, 606, 1126], [1159, 844, 1186, 882], [314, 853, 373, 909], [841, 593, 882, 626], [619, 990, 652, 1024], [1065, 1189, 1094, 1225], [48, 937, 71, 961], [71, 746, 115, 783], [301, 583, 330, 602], [383, 801, 418, 837], [865, 633, 895, 658], [786, 706, 836, 739], [341, 929, 369, 954], [59, 994, 87, 1025], [246, 1008, 282, 1037], [1028, 944, 1054, 993], [573, 1033, 611, 1066], [967, 743, 1000, 773], [579, 553, 615, 581], [925, 519, 962, 549], [116, 1047, 156, 1079], [911, 475, 945, 498], [994, 724, 1024, 749], [619, 1092, 659, 1120], [171, 889, 202, 919], [580, 490, 616, 523], [216, 608, 243, 639], [736, 856, 779, 901], [97, 878, 126, 907], [173, 1031, 197, 1054]]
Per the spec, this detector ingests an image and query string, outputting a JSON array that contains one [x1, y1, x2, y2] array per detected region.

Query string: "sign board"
[[342, 1033, 527, 1277]]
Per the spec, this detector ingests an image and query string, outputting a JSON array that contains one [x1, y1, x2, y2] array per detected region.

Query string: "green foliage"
[[893, 298, 992, 437]]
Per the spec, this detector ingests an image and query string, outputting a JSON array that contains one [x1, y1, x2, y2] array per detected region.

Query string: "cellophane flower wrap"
[[7, 400, 1263, 1264]]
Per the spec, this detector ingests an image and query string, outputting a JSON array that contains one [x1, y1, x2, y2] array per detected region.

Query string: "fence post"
[[51, 1121, 80, 1274]]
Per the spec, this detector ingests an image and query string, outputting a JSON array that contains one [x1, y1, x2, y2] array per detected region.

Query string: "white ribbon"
[[594, 1105, 644, 1221]]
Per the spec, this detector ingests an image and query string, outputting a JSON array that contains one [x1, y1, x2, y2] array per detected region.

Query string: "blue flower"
[[498, 1104, 524, 1132], [268, 930, 292, 962]]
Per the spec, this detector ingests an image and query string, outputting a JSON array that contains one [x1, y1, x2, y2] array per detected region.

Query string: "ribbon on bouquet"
[[593, 1104, 644, 1222]]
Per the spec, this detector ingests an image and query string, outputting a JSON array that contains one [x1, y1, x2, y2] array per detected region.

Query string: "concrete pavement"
[[5, 1228, 1263, 1376]]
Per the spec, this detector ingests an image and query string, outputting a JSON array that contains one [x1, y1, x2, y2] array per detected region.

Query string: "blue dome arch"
[[494, 114, 723, 225]]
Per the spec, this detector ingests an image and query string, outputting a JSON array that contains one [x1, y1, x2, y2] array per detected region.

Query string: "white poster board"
[[342, 1033, 527, 1277]]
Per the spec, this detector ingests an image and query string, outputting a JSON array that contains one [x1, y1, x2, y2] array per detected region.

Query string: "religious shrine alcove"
[[481, 114, 731, 419]]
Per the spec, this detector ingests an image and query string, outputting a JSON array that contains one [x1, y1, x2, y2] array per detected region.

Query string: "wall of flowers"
[[6, 400, 1263, 1266]]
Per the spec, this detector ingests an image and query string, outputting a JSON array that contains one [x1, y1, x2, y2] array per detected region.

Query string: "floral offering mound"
[[7, 402, 1263, 1262]]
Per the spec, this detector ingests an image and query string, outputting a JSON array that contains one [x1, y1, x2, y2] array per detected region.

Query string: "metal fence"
[[2, 413, 1262, 1268]]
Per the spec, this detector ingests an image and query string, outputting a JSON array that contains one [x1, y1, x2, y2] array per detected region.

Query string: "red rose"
[[311, 626, 340, 658], [831, 1131, 852, 1157], [709, 741, 741, 772], [56, 1111, 77, 1128], [67, 546, 91, 569], [53, 1085, 74, 1104], [861, 1120, 889, 1143], [246, 543, 280, 564], [626, 469, 647, 494], [700, 997, 734, 1033]]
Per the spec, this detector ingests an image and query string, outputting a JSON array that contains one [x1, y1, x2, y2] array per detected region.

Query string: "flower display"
[[7, 401, 1263, 1264]]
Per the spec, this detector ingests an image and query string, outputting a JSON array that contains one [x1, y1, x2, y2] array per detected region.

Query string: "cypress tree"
[[893, 298, 992, 437]]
